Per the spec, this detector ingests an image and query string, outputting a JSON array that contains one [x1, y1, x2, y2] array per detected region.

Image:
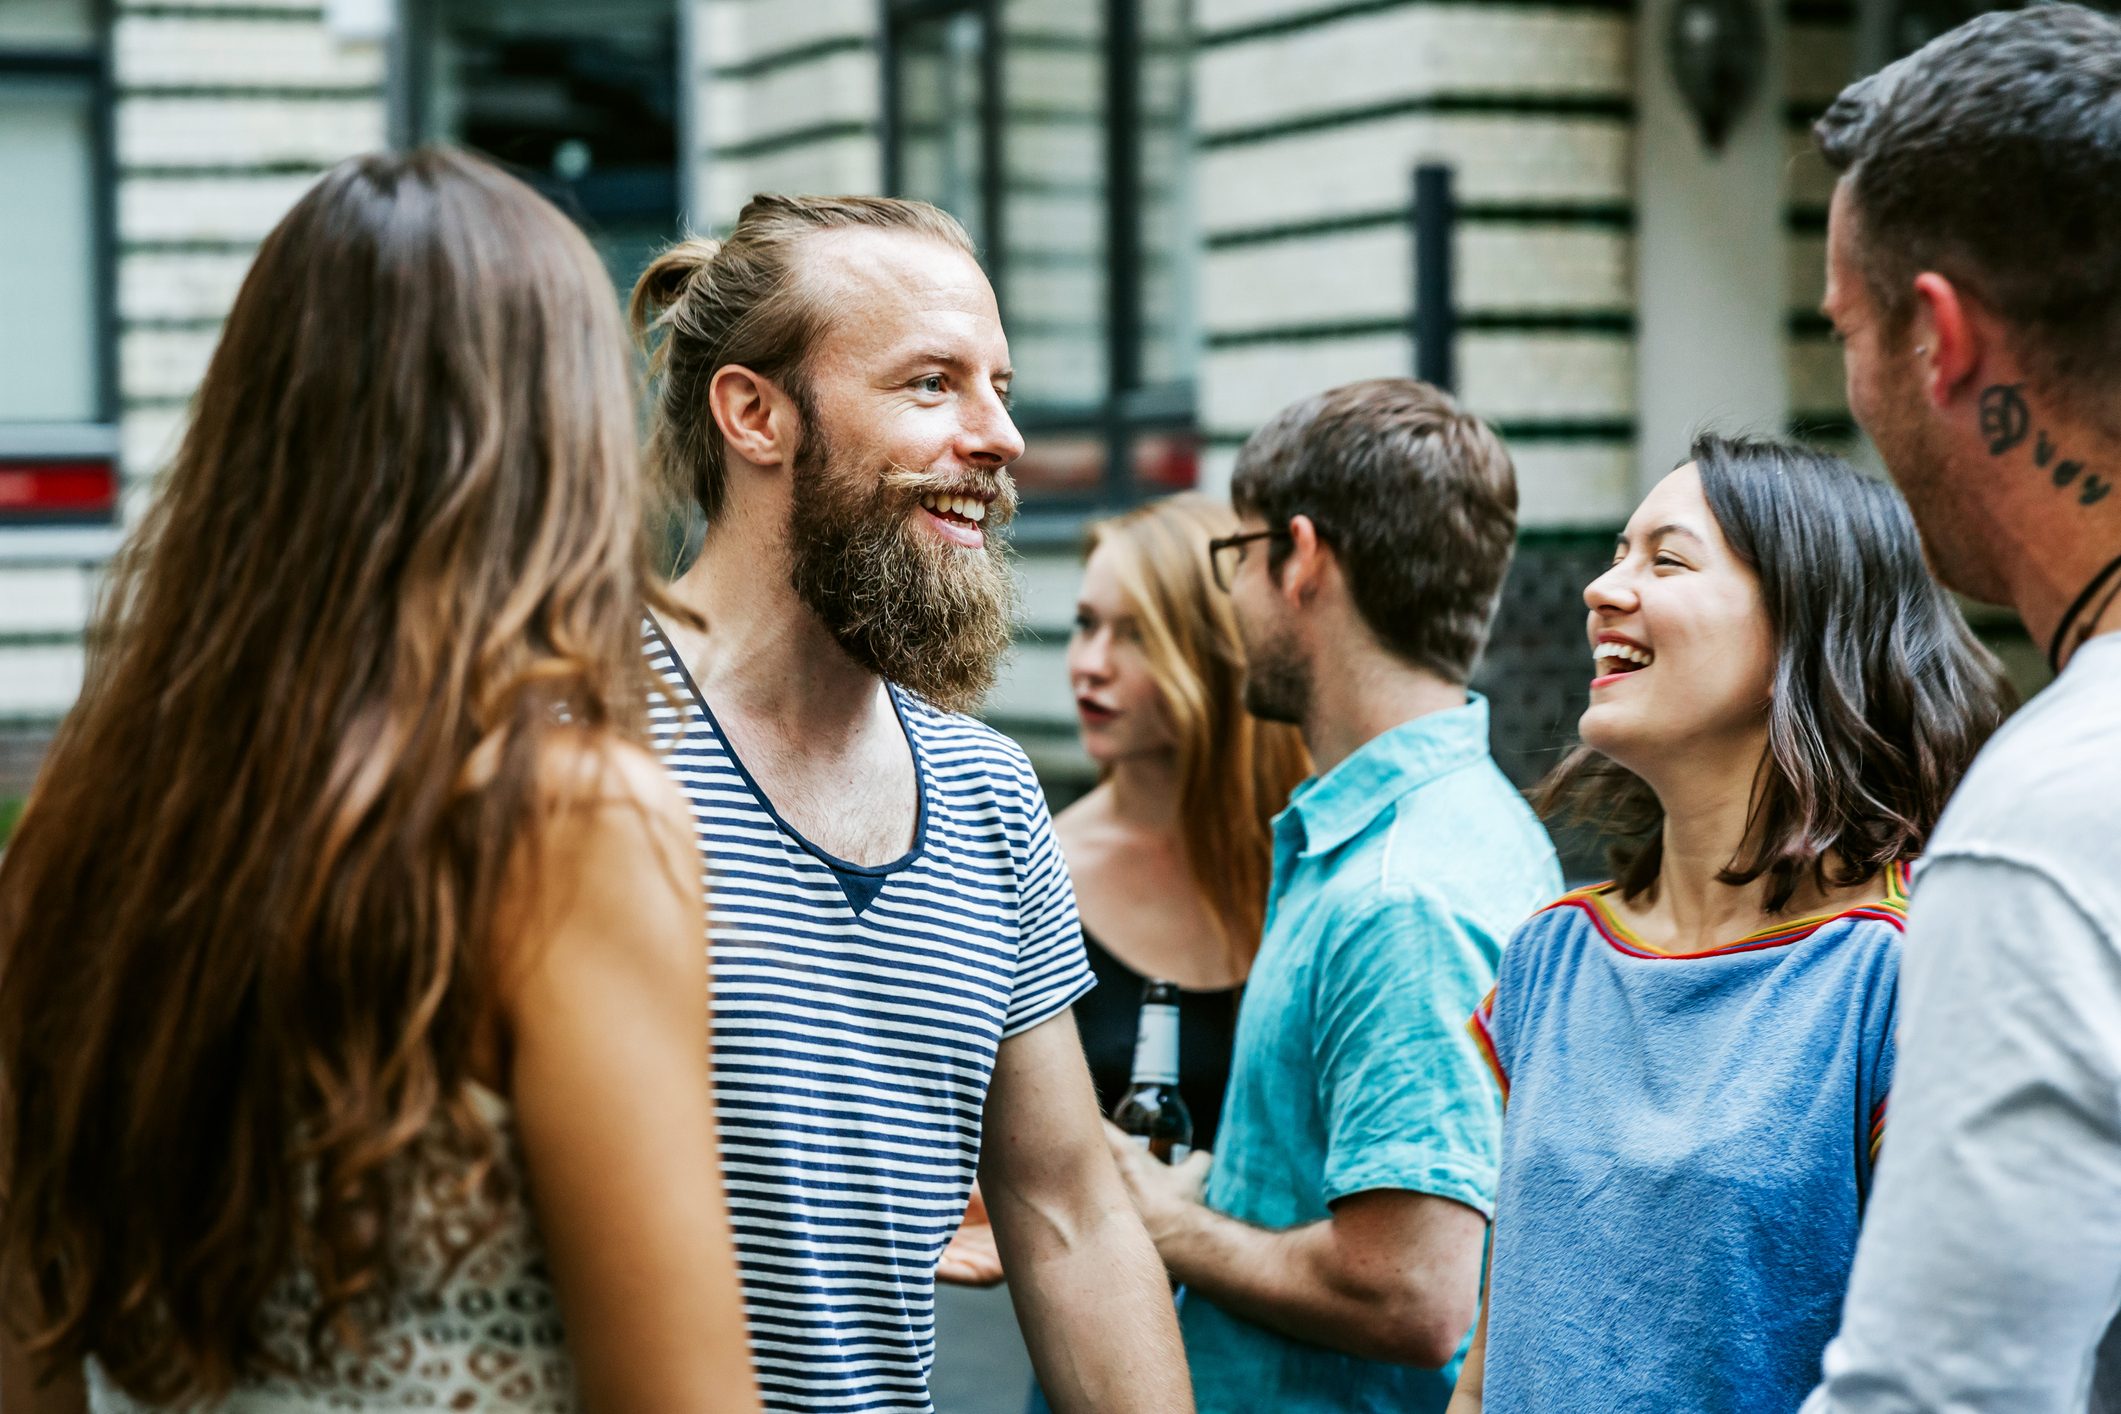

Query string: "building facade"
[[0, 0, 2020, 810]]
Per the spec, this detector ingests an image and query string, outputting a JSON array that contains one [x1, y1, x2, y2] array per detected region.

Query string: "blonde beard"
[[788, 454, 1021, 713]]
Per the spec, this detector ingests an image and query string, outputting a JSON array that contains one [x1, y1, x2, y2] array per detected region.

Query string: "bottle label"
[[1131, 1002, 1180, 1086]]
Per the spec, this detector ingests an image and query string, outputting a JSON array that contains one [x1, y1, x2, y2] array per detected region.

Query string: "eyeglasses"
[[1207, 529, 1292, 592]]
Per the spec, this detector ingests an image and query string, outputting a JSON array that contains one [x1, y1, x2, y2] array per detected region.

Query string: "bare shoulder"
[[1053, 782, 1113, 859], [495, 731, 702, 980], [534, 730, 689, 831]]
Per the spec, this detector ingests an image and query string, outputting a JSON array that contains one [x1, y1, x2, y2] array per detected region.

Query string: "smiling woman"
[[1542, 432, 2008, 908], [1451, 433, 2014, 1414]]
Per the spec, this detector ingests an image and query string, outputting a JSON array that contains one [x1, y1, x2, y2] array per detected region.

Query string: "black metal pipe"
[[1412, 162, 1456, 393]]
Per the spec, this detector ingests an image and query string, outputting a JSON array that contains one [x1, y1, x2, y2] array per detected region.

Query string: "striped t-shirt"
[[645, 618, 1094, 1413]]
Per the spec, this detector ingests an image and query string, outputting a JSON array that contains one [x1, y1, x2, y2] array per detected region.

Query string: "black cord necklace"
[[2047, 550, 2121, 674]]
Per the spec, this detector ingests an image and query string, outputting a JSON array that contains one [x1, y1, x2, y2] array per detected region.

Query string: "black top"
[[1074, 926, 1242, 1152]]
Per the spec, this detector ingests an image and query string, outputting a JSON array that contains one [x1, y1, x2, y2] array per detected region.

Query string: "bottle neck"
[[1130, 998, 1181, 1087]]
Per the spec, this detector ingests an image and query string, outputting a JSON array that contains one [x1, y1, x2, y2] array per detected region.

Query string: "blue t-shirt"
[[1182, 698, 1563, 1414], [646, 619, 1095, 1414], [1472, 866, 1907, 1414]]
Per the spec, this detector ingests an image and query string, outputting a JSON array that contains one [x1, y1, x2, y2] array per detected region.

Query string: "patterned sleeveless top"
[[86, 1087, 575, 1412]]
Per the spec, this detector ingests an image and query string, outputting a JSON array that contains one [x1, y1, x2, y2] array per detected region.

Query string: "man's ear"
[[1911, 272, 1987, 408], [1278, 514, 1331, 608], [707, 363, 802, 469]]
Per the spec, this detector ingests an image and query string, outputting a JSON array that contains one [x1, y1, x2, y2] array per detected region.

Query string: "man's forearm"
[[999, 1191, 1192, 1414], [1151, 1198, 1461, 1368]]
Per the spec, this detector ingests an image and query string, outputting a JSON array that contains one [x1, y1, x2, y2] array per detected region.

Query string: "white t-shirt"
[[1806, 631, 2121, 1413]]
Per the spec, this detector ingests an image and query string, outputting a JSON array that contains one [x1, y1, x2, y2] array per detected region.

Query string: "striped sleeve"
[[1001, 781, 1094, 1037]]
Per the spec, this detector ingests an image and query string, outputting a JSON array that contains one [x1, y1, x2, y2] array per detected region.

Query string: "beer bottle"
[[1112, 980, 1194, 1164]]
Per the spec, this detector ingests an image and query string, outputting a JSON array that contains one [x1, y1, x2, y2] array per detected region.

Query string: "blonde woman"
[[941, 494, 1311, 1290]]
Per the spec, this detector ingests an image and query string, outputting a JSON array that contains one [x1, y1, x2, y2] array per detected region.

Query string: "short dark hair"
[[1814, 4, 2121, 410], [1230, 378, 1517, 683], [1540, 435, 2014, 911]]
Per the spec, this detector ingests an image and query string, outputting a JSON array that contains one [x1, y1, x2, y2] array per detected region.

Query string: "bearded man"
[[629, 195, 1193, 1414]]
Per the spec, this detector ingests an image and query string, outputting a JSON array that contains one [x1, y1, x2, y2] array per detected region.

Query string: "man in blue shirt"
[[1107, 379, 1562, 1413]]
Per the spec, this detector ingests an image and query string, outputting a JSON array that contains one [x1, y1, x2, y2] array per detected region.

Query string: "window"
[[406, 0, 684, 289], [0, 0, 116, 524], [884, 0, 1200, 515]]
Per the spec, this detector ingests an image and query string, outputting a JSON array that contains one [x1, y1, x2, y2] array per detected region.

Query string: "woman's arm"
[[500, 740, 760, 1413], [1444, 1232, 1493, 1414]]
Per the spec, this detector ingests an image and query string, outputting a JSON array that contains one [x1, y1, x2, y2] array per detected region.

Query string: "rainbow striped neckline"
[[1563, 859, 1911, 960]]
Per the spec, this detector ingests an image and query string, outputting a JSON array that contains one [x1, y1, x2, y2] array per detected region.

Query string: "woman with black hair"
[[1447, 436, 2012, 1414]]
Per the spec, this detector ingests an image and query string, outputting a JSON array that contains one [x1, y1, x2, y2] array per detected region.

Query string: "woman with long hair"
[[1448, 436, 2012, 1413], [940, 494, 1310, 1289], [0, 149, 759, 1412]]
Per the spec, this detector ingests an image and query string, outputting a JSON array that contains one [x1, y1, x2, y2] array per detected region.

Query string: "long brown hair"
[[0, 148, 664, 1400], [1084, 495, 1312, 969]]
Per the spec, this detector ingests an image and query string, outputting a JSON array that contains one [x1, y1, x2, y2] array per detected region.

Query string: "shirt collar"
[[1277, 695, 1494, 858]]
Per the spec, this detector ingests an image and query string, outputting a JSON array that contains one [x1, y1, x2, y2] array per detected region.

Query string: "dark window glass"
[[416, 0, 682, 288]]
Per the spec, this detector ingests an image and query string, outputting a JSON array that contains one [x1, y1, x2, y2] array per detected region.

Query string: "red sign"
[[0, 460, 116, 519]]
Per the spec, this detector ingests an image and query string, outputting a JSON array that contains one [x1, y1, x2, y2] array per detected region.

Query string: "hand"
[[1102, 1120, 1211, 1249], [937, 1181, 1006, 1287]]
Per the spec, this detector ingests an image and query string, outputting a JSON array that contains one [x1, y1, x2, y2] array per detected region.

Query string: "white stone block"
[[1203, 327, 1631, 435], [1200, 443, 1239, 498], [707, 135, 882, 226], [1001, 190, 1104, 255], [1202, 332, 1410, 434], [1203, 224, 1631, 334], [1002, 0, 1099, 40], [1200, 115, 1631, 233], [1512, 442, 1636, 527], [707, 50, 877, 144], [118, 97, 383, 168], [1199, 9, 1629, 135], [721, 0, 875, 62], [1003, 120, 1102, 185], [116, 17, 384, 90], [0, 568, 91, 634], [1012, 552, 1084, 638], [1003, 49, 1101, 106], [121, 405, 189, 481], [1459, 331, 1633, 421], [121, 328, 220, 403], [120, 172, 316, 242], [0, 644, 85, 716], [117, 0, 318, 9], [1197, 0, 1341, 35], [1005, 264, 1103, 324], [981, 636, 1072, 729], [1206, 228, 1410, 331], [120, 250, 256, 322]]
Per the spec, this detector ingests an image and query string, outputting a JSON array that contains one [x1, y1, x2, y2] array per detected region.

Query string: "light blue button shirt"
[[1181, 696, 1562, 1414]]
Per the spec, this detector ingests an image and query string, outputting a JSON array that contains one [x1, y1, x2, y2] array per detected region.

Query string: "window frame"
[[0, 0, 120, 530], [880, 0, 1198, 539]]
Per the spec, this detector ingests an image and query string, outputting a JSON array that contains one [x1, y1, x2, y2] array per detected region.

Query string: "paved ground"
[[932, 1281, 1034, 1414]]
